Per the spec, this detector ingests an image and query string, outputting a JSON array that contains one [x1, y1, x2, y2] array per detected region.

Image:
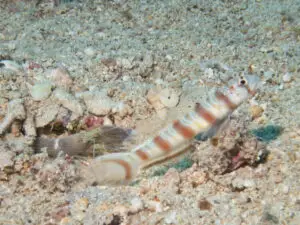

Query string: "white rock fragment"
[[154, 78, 165, 85], [263, 70, 274, 82], [165, 55, 172, 61], [0, 99, 26, 135], [23, 112, 36, 137], [147, 200, 163, 213], [35, 103, 60, 128], [278, 83, 284, 90], [130, 197, 144, 213], [84, 47, 96, 57], [282, 185, 289, 194], [28, 81, 53, 101], [164, 211, 178, 224], [53, 89, 84, 116], [232, 177, 256, 189], [143, 53, 154, 68], [204, 68, 214, 79], [199, 60, 232, 72], [46, 67, 73, 90], [0, 60, 23, 73], [0, 151, 15, 170], [282, 72, 292, 83], [122, 75, 130, 82], [79, 91, 115, 116], [102, 116, 113, 126], [117, 58, 134, 69], [147, 88, 165, 109]]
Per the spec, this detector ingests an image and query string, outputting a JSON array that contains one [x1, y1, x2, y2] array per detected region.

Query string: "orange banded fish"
[[88, 75, 260, 184]]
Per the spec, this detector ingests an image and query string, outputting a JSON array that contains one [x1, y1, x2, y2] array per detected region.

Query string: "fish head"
[[239, 74, 261, 96], [227, 74, 261, 105]]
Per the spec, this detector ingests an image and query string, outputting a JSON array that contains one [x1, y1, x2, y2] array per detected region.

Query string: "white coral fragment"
[[35, 103, 60, 128], [79, 91, 115, 116], [53, 89, 85, 116], [28, 81, 53, 101]]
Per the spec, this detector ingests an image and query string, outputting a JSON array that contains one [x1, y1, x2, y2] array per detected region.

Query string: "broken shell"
[[46, 67, 73, 90], [28, 81, 53, 101], [158, 88, 180, 108]]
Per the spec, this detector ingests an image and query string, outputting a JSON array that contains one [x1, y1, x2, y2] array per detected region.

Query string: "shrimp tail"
[[34, 126, 134, 157]]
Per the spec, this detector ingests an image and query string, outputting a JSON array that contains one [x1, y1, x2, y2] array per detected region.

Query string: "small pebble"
[[232, 177, 256, 190], [282, 185, 289, 194], [198, 199, 212, 211], [122, 75, 130, 81], [282, 72, 292, 83], [130, 197, 144, 213], [84, 47, 96, 57], [166, 55, 172, 61], [250, 105, 264, 119], [263, 70, 274, 82], [204, 68, 214, 79], [46, 67, 73, 90], [80, 91, 114, 116], [28, 82, 53, 101], [147, 200, 163, 212], [164, 211, 177, 224], [0, 152, 15, 170]]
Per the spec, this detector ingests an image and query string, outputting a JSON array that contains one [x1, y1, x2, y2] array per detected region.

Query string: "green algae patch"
[[251, 125, 283, 142], [152, 157, 194, 177]]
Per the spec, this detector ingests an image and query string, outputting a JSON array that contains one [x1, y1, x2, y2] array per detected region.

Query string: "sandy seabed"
[[0, 0, 300, 224]]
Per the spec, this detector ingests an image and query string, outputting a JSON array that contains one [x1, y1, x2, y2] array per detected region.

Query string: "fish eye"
[[239, 75, 247, 86], [240, 79, 246, 85]]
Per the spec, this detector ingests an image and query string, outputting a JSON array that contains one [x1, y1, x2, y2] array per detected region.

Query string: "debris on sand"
[[0, 99, 25, 135]]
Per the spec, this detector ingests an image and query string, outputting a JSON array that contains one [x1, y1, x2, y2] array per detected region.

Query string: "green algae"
[[251, 125, 283, 142]]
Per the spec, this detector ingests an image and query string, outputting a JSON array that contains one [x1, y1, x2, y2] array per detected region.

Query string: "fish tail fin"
[[87, 152, 142, 185]]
